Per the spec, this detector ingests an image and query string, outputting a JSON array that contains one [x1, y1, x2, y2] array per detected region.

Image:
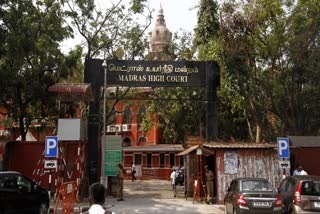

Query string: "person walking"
[[83, 182, 115, 214], [170, 168, 177, 191], [204, 165, 214, 204], [293, 165, 308, 175], [131, 162, 137, 182], [117, 163, 124, 201]]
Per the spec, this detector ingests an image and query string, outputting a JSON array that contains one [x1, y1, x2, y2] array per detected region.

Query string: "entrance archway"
[[84, 59, 220, 184]]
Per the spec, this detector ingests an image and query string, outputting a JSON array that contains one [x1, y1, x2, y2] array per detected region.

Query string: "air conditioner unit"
[[122, 124, 131, 132], [115, 125, 122, 132], [107, 125, 116, 132]]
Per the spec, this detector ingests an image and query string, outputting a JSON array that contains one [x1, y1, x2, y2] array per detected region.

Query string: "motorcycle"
[[175, 168, 184, 186]]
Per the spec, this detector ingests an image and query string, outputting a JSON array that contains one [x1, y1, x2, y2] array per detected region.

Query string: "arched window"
[[137, 105, 146, 124], [122, 105, 131, 124], [123, 137, 131, 147], [137, 135, 147, 145]]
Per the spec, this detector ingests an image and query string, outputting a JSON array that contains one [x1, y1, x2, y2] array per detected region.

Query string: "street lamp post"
[[101, 61, 107, 185]]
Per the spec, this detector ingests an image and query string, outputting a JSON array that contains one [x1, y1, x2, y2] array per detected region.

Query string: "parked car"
[[0, 171, 49, 214], [278, 175, 320, 214], [224, 177, 282, 214]]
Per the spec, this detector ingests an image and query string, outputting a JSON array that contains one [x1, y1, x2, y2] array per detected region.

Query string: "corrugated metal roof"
[[289, 136, 320, 148], [123, 144, 184, 152], [203, 142, 277, 149]]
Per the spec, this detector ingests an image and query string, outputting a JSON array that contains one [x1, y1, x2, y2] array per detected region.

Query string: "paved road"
[[105, 179, 224, 214], [51, 179, 224, 214]]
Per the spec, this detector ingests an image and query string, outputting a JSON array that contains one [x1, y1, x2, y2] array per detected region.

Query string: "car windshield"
[[241, 180, 273, 192], [301, 181, 320, 196]]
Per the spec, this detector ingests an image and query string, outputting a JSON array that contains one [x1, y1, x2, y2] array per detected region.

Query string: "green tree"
[[0, 0, 79, 141], [143, 87, 207, 144], [63, 0, 154, 134], [195, 0, 220, 60], [64, 0, 151, 59], [219, 0, 320, 141], [271, 0, 320, 135]]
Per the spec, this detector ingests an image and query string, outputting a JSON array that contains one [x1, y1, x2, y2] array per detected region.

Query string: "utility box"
[[58, 118, 86, 141]]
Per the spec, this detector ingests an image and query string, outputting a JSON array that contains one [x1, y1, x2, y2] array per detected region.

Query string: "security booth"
[[177, 145, 215, 201], [203, 142, 282, 204]]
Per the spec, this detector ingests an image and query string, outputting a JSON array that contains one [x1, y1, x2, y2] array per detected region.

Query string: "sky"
[[60, 0, 199, 53], [145, 0, 199, 32]]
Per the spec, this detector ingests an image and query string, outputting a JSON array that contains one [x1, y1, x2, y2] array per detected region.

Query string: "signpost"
[[279, 159, 291, 169], [277, 137, 289, 158], [45, 136, 58, 158], [45, 136, 58, 198], [277, 137, 290, 179], [44, 160, 57, 169], [104, 135, 122, 191], [105, 150, 122, 176]]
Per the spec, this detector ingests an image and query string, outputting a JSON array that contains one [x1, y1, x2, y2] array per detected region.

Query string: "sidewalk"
[[50, 179, 224, 214]]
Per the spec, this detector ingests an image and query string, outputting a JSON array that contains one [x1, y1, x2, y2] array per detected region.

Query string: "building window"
[[179, 156, 184, 167], [159, 153, 165, 168], [134, 154, 142, 165], [147, 153, 152, 168], [137, 105, 146, 124], [122, 137, 131, 147], [169, 153, 175, 168], [122, 105, 131, 124], [137, 135, 147, 145]]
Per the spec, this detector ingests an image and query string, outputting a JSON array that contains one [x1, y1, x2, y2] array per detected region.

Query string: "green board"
[[105, 135, 122, 150], [104, 150, 122, 176]]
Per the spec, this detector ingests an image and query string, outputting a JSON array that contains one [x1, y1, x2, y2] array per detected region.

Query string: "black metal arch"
[[84, 58, 220, 184]]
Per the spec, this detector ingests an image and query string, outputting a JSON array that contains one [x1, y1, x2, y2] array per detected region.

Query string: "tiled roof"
[[123, 144, 184, 152], [203, 142, 277, 149], [48, 83, 93, 101]]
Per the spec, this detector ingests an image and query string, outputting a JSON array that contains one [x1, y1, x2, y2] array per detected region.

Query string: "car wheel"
[[39, 202, 48, 214]]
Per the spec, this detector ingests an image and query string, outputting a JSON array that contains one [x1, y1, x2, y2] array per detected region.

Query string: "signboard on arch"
[[106, 60, 211, 87]]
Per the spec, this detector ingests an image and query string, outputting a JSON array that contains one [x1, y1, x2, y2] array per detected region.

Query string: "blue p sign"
[[277, 137, 289, 158], [45, 136, 58, 157]]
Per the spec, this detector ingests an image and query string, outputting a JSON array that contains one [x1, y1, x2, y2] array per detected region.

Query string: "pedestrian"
[[204, 165, 214, 204], [131, 162, 137, 182], [293, 165, 308, 175], [83, 182, 115, 214], [117, 163, 124, 201], [170, 168, 177, 191]]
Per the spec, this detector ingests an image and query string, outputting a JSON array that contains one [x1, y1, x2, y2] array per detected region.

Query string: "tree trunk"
[[255, 124, 261, 143], [244, 109, 254, 141]]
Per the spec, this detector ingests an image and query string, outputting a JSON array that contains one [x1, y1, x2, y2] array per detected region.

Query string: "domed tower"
[[149, 5, 173, 60]]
